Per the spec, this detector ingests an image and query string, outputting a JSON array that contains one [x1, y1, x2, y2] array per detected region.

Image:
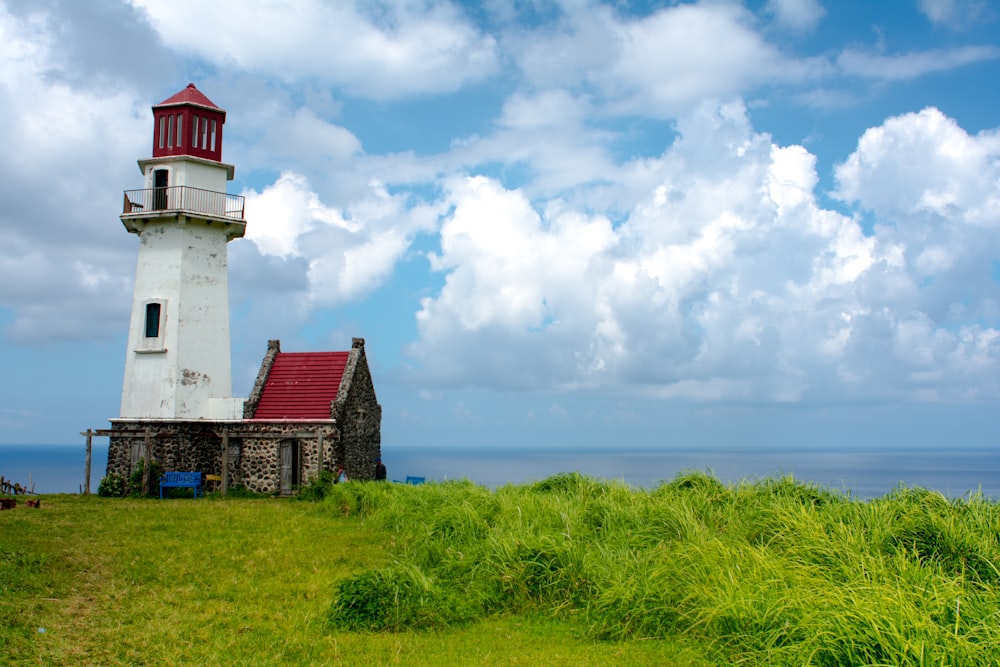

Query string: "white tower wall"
[[139, 155, 233, 193], [120, 218, 240, 419]]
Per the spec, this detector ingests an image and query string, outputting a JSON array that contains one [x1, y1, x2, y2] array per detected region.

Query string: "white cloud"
[[515, 3, 825, 118], [244, 106, 363, 170], [608, 4, 781, 114], [921, 0, 957, 24], [404, 101, 1000, 404], [0, 4, 149, 343], [244, 172, 350, 259], [128, 0, 498, 99], [837, 45, 999, 81], [919, 0, 990, 27], [766, 0, 826, 32], [244, 172, 439, 308], [410, 174, 617, 389], [834, 107, 1000, 227]]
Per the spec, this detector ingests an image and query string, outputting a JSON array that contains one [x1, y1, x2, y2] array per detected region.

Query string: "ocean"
[[2, 443, 999, 500]]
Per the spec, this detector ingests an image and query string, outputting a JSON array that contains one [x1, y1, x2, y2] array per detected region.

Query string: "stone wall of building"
[[233, 421, 339, 493], [107, 420, 340, 495], [107, 421, 230, 481], [332, 338, 382, 481], [243, 339, 280, 419]]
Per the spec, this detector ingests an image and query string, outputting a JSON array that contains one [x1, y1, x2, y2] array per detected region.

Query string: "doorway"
[[153, 169, 168, 209], [279, 439, 300, 495]]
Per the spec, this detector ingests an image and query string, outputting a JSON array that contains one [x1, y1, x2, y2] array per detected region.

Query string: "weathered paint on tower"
[[119, 84, 246, 420]]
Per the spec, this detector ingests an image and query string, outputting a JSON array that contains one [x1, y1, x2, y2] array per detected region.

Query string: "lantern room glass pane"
[[176, 115, 183, 147]]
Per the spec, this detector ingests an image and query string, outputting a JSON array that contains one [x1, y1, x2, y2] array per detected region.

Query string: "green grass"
[[321, 473, 1000, 666], [4, 473, 1000, 665], [0, 493, 705, 666]]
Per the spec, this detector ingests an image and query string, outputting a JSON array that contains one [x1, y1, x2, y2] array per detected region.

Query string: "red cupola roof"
[[156, 83, 224, 111], [151, 83, 227, 162]]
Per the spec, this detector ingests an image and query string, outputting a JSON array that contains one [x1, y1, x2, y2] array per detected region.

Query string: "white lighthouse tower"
[[119, 84, 246, 421]]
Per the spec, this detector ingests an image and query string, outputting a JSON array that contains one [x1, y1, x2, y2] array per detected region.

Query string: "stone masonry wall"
[[243, 339, 280, 419], [107, 420, 340, 495], [331, 338, 382, 481]]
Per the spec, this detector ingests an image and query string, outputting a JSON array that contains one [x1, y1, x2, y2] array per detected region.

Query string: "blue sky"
[[1, 0, 999, 449]]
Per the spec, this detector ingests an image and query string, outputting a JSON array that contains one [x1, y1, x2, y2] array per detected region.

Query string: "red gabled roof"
[[252, 351, 350, 420], [155, 83, 222, 111]]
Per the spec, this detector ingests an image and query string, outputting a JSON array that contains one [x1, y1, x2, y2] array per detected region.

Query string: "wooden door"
[[279, 439, 299, 495]]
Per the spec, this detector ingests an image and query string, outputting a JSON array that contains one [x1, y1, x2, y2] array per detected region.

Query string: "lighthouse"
[[119, 84, 246, 421], [104, 84, 381, 494]]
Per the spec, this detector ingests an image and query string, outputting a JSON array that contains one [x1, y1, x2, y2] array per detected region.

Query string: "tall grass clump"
[[321, 474, 1000, 665]]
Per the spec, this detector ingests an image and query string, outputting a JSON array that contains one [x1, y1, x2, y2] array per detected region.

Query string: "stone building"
[[105, 84, 381, 494]]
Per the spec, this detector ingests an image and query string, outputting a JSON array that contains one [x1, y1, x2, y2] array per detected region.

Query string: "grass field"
[[3, 473, 1000, 665], [0, 492, 704, 666]]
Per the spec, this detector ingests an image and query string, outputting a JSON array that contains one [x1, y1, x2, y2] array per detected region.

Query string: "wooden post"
[[142, 427, 153, 497], [79, 429, 94, 495], [221, 431, 229, 497]]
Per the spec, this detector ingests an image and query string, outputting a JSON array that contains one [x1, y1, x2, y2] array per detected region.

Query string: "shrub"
[[297, 470, 335, 502], [127, 459, 162, 497], [97, 473, 127, 498], [328, 563, 476, 631]]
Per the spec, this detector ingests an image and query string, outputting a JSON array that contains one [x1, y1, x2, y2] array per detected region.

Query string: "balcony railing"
[[122, 186, 245, 220]]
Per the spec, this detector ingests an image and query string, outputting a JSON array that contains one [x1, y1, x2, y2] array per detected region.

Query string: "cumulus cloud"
[[404, 102, 1000, 403], [243, 172, 440, 308], [128, 0, 498, 99], [409, 175, 617, 390], [835, 107, 1000, 226]]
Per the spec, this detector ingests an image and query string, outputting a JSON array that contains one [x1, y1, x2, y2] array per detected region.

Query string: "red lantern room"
[[151, 83, 227, 162]]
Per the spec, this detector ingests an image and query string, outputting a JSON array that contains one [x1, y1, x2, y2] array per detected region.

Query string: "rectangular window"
[[136, 299, 167, 353], [166, 114, 173, 148], [144, 302, 161, 338], [176, 115, 183, 147], [202, 118, 209, 149], [158, 116, 165, 149], [192, 115, 199, 147], [210, 119, 217, 151]]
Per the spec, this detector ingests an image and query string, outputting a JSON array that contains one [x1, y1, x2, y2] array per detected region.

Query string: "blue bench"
[[405, 476, 425, 485], [159, 471, 203, 499]]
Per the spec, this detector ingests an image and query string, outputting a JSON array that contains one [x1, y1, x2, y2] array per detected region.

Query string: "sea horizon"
[[1, 442, 998, 500]]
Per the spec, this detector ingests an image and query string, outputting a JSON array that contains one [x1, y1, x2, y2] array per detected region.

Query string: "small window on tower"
[[192, 116, 199, 147], [202, 117, 209, 149], [176, 115, 183, 148], [166, 114, 174, 148], [158, 116, 165, 149], [144, 302, 161, 338], [137, 299, 167, 353], [210, 119, 217, 151]]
